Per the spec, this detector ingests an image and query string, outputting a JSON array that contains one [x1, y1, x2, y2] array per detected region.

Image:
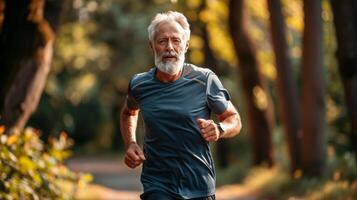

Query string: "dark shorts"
[[140, 191, 216, 200]]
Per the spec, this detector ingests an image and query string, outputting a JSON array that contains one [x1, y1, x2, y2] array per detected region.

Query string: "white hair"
[[148, 11, 190, 42]]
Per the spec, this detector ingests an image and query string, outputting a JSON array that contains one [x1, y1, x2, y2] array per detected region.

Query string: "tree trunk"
[[330, 0, 357, 155], [0, 0, 65, 131], [229, 0, 274, 166], [196, 0, 231, 168], [301, 0, 325, 176], [267, 0, 301, 173]]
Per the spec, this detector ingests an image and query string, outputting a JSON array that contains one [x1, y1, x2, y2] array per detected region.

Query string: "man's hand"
[[197, 118, 220, 142], [124, 142, 146, 169]]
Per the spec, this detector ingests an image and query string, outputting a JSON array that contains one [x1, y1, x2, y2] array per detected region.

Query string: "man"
[[120, 11, 242, 200]]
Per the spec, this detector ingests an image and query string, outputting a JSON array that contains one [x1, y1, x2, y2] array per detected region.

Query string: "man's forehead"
[[154, 21, 185, 38]]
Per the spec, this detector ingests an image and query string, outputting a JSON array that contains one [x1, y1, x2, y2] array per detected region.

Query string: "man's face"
[[151, 21, 189, 75]]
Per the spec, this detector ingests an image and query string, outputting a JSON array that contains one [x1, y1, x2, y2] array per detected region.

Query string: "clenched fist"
[[124, 142, 146, 169], [197, 118, 220, 142]]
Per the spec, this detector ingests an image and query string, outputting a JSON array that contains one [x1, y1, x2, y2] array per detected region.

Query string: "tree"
[[300, 0, 326, 176], [330, 0, 357, 155], [197, 0, 231, 168], [267, 0, 301, 172], [0, 0, 66, 131], [229, 0, 275, 166]]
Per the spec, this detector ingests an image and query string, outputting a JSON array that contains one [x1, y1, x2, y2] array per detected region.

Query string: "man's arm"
[[197, 101, 242, 142], [120, 96, 145, 168], [217, 101, 242, 138], [120, 97, 139, 147]]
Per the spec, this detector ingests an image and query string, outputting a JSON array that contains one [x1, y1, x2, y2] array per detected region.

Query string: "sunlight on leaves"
[[6, 133, 19, 146], [261, 63, 277, 80], [206, 0, 228, 19], [253, 86, 268, 110], [199, 9, 213, 23], [0, 125, 5, 135], [55, 22, 109, 71], [190, 34, 204, 49], [186, 0, 201, 9], [246, 0, 277, 80], [0, 127, 91, 199], [65, 73, 97, 105], [249, 27, 265, 42], [19, 156, 36, 173], [282, 0, 303, 32], [247, 0, 269, 21], [209, 25, 237, 65], [322, 0, 332, 22], [44, 75, 61, 97], [189, 49, 204, 65], [202, 0, 237, 66], [258, 51, 276, 80], [326, 95, 342, 123]]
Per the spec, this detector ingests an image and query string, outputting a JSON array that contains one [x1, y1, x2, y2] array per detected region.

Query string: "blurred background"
[[1, 0, 356, 199]]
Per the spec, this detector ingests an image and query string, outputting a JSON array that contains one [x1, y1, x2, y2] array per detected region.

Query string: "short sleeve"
[[126, 78, 139, 110], [206, 73, 231, 115]]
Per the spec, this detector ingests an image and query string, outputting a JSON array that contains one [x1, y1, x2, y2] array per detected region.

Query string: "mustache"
[[160, 51, 178, 58]]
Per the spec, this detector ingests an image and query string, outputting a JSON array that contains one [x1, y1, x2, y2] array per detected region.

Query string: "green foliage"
[[0, 126, 92, 200]]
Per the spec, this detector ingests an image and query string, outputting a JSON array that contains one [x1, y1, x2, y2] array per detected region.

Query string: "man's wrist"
[[217, 122, 225, 137], [125, 141, 137, 149]]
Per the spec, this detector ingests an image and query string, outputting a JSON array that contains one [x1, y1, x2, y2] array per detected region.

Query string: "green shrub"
[[0, 126, 92, 200]]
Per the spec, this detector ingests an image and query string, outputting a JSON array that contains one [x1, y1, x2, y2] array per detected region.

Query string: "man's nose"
[[166, 40, 174, 50]]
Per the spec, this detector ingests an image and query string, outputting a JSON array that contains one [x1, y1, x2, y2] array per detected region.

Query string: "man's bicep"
[[217, 101, 238, 122], [122, 96, 140, 116]]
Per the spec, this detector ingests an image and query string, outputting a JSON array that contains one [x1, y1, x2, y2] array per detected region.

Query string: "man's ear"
[[185, 41, 189, 52]]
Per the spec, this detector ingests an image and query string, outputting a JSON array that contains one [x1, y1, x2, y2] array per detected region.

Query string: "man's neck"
[[156, 68, 182, 83]]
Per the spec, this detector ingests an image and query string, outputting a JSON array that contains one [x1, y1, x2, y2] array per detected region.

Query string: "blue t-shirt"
[[127, 63, 231, 199]]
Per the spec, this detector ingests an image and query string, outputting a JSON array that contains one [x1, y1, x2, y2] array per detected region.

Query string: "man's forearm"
[[120, 106, 139, 148], [218, 102, 242, 138], [219, 113, 241, 138]]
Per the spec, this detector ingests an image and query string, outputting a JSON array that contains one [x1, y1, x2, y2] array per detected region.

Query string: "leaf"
[[19, 156, 36, 173], [0, 126, 5, 135], [6, 134, 19, 146]]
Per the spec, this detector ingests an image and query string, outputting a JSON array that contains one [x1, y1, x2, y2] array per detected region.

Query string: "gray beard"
[[155, 52, 185, 75]]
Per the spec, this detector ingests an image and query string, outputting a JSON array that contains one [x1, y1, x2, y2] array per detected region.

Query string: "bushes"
[[0, 126, 91, 200]]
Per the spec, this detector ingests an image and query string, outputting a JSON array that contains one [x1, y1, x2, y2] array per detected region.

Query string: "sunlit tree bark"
[[300, 0, 325, 176], [0, 0, 66, 131], [267, 0, 301, 173], [330, 0, 357, 155], [229, 0, 274, 166]]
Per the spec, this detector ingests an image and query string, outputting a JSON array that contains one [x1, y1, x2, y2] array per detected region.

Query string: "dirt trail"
[[68, 156, 257, 200]]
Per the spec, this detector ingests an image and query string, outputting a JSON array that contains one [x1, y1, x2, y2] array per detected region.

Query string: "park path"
[[67, 155, 257, 200]]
